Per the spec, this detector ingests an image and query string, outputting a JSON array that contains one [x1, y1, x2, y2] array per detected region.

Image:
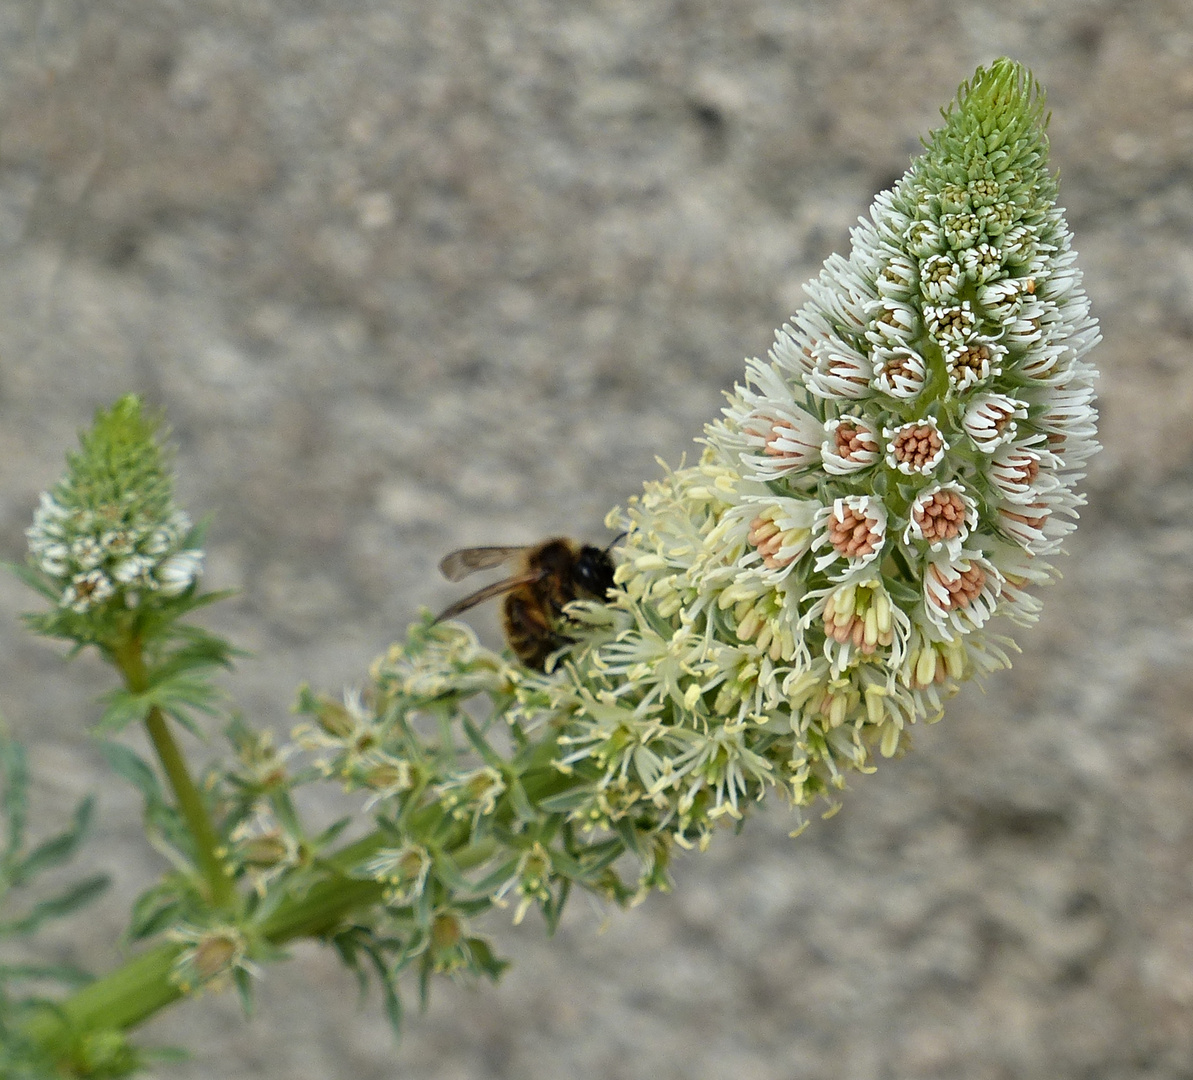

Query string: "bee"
[[435, 537, 619, 670]]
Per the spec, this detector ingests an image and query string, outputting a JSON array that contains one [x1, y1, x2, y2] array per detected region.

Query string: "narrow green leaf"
[[572, 838, 626, 876], [0, 874, 109, 935], [363, 943, 403, 1036], [233, 967, 255, 1017], [94, 689, 152, 735], [0, 961, 94, 988], [143, 802, 193, 864], [159, 626, 243, 670], [467, 857, 520, 898], [8, 796, 94, 884], [3, 560, 61, 603], [96, 742, 164, 805], [506, 777, 538, 824], [538, 844, 587, 882], [330, 929, 371, 1000], [416, 954, 432, 1012], [126, 885, 184, 942], [613, 818, 647, 860], [158, 587, 239, 623], [466, 938, 508, 983], [1, 738, 29, 860], [460, 717, 506, 771], [312, 816, 353, 850], [150, 672, 224, 717], [536, 787, 596, 814], [156, 704, 206, 739], [453, 897, 497, 919], [430, 852, 479, 895], [541, 879, 571, 935]]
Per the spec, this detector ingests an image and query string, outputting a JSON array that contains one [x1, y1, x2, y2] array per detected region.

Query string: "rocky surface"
[[2, 1, 1192, 1077]]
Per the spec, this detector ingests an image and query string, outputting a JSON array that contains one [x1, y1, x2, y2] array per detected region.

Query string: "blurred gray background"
[[2, 1, 1192, 1077]]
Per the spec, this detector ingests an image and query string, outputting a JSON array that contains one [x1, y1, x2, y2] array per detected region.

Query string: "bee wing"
[[435, 571, 543, 623], [438, 545, 531, 582]]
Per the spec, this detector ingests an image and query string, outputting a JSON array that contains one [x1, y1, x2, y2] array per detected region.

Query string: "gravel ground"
[[2, 1, 1192, 1077]]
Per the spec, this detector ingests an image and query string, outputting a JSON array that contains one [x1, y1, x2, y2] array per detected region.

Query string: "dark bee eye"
[[574, 546, 617, 599]]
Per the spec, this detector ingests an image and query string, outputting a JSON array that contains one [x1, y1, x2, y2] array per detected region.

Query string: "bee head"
[[573, 544, 617, 600]]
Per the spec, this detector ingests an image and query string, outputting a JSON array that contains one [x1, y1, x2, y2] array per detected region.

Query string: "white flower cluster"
[[528, 61, 1099, 843], [26, 492, 202, 613]]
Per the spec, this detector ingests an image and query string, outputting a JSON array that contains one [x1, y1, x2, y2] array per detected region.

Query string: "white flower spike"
[[361, 59, 1099, 869], [581, 58, 1099, 833]]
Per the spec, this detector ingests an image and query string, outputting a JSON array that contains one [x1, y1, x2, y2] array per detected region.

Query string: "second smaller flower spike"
[[22, 396, 204, 646]]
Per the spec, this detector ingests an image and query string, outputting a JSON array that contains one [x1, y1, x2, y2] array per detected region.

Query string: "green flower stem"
[[257, 831, 501, 938], [145, 706, 237, 910], [110, 637, 237, 911]]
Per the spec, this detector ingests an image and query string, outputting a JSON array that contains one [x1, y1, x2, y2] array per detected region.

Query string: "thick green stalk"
[[21, 742, 569, 1066], [19, 826, 501, 1042], [20, 942, 184, 1045], [19, 832, 389, 1054]]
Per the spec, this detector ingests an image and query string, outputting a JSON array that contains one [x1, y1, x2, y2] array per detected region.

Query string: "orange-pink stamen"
[[928, 562, 987, 610], [762, 418, 802, 460], [913, 489, 968, 544], [889, 424, 943, 471], [827, 506, 881, 559], [748, 515, 794, 569]]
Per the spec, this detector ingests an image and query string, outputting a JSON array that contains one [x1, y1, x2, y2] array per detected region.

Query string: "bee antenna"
[[604, 531, 628, 554]]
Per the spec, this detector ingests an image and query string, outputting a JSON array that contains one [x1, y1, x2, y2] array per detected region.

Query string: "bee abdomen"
[[503, 591, 565, 671]]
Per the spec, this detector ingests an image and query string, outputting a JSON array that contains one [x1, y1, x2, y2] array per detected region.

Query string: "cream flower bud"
[[922, 550, 1003, 639], [919, 253, 964, 302], [821, 417, 881, 475], [865, 298, 918, 348], [875, 254, 918, 300], [872, 346, 928, 399], [744, 498, 818, 582], [157, 549, 204, 596], [925, 300, 977, 345], [945, 337, 1005, 391], [806, 336, 874, 401], [977, 278, 1026, 322], [63, 569, 115, 613], [816, 578, 909, 677], [987, 438, 1059, 502], [963, 393, 1028, 453]]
